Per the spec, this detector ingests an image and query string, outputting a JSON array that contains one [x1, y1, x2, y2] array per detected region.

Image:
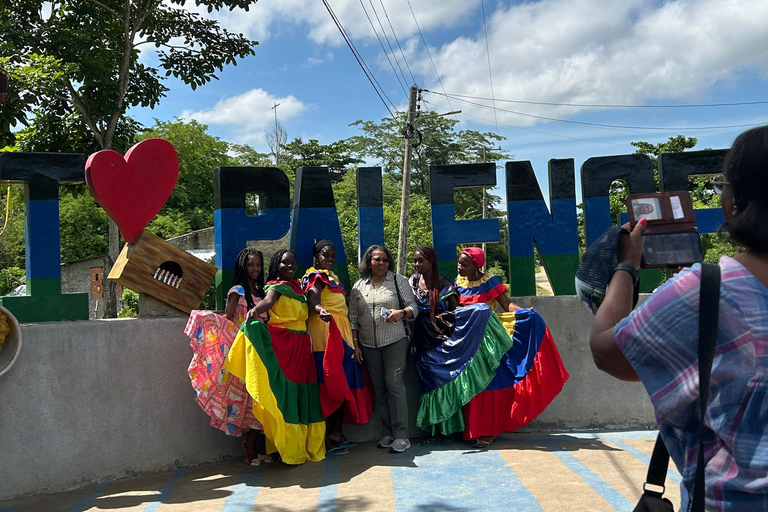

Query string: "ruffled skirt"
[[461, 309, 569, 439], [223, 320, 326, 464], [185, 311, 263, 436]]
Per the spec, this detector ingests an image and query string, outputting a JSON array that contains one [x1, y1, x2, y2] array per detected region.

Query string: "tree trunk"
[[102, 218, 120, 318]]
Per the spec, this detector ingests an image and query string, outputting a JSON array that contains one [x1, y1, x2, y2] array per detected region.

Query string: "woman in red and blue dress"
[[455, 247, 569, 446]]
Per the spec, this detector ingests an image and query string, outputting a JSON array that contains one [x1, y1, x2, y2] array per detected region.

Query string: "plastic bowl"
[[0, 305, 22, 378]]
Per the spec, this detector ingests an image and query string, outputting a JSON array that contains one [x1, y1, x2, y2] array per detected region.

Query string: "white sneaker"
[[389, 438, 411, 453], [377, 435, 395, 449]]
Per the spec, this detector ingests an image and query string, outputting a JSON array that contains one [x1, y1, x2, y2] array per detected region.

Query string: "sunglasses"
[[707, 176, 731, 196]]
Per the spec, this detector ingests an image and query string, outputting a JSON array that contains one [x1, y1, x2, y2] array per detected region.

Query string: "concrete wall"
[[0, 296, 656, 500]]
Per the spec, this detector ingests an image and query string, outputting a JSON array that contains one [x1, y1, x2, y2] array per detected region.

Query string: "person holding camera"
[[348, 245, 417, 453], [589, 126, 768, 510]]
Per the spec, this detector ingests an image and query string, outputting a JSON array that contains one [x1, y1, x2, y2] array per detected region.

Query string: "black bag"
[[393, 274, 415, 340], [632, 263, 720, 512]]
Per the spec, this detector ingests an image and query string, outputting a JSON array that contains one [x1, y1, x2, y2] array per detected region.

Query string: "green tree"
[[281, 138, 362, 184], [1, 0, 258, 316]]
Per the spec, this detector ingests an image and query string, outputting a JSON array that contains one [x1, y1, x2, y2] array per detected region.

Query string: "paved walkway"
[[0, 431, 681, 512]]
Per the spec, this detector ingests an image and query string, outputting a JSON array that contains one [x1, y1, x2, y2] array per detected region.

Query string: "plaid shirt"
[[348, 271, 417, 348], [615, 256, 768, 511]]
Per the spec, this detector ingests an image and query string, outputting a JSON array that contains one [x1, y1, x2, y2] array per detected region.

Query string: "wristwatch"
[[612, 262, 639, 286]]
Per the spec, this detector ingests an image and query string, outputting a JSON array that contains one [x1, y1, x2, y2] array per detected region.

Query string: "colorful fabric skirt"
[[416, 303, 513, 436], [462, 309, 569, 439], [308, 314, 373, 424], [223, 320, 326, 464], [185, 311, 263, 436]]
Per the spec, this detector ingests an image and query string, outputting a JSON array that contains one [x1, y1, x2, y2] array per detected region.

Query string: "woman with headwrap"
[[409, 245, 513, 443], [303, 239, 373, 455], [456, 247, 569, 447]]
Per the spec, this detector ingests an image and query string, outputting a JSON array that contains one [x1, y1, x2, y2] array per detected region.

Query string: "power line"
[[358, 0, 407, 97], [322, 0, 398, 118], [426, 90, 768, 109], [404, 0, 461, 129], [422, 97, 630, 148], [480, 0, 498, 135], [378, 0, 416, 84], [368, 0, 410, 92], [424, 91, 768, 131]]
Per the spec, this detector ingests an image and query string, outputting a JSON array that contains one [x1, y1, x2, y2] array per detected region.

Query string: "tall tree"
[[0, 0, 258, 316]]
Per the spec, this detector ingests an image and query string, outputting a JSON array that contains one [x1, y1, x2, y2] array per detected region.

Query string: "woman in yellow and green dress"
[[303, 239, 373, 455], [455, 247, 569, 446], [224, 249, 326, 464]]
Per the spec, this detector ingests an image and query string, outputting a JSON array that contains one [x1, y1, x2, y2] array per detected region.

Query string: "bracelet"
[[612, 263, 639, 286]]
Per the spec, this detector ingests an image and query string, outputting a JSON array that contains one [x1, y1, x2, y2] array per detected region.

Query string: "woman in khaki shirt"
[[348, 245, 417, 453]]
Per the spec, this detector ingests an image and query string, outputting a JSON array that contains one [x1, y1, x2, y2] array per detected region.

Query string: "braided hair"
[[268, 249, 296, 282], [233, 247, 264, 310], [415, 245, 441, 325]]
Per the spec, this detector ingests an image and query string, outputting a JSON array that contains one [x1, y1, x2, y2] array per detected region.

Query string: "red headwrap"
[[461, 247, 485, 269]]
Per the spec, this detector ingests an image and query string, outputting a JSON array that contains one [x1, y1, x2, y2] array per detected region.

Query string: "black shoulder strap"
[[641, 263, 721, 511], [691, 263, 721, 511], [393, 273, 405, 309]]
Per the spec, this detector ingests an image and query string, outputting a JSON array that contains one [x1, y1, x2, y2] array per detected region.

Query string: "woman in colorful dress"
[[409, 245, 512, 441], [185, 247, 272, 465], [303, 239, 373, 455], [223, 249, 326, 465], [455, 247, 569, 446]]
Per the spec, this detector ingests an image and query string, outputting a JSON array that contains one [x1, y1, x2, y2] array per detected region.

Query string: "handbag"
[[633, 263, 720, 512], [393, 274, 414, 340]]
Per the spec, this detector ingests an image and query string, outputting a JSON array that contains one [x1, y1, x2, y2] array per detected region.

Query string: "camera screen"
[[641, 232, 704, 268]]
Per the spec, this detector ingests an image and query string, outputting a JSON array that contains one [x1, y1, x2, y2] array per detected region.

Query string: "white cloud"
[[202, 0, 477, 45], [411, 0, 768, 127], [181, 88, 307, 143]]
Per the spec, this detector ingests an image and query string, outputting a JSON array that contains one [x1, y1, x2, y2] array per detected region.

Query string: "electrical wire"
[[480, 0, 499, 136], [322, 0, 398, 118], [405, 0, 461, 129], [422, 97, 630, 148], [368, 0, 410, 92], [378, 0, 416, 85], [426, 90, 768, 109], [424, 91, 768, 131], [358, 0, 407, 97]]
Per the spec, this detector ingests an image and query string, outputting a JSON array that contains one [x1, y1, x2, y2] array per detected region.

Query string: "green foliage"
[[118, 289, 139, 318], [0, 182, 26, 269], [59, 187, 109, 261], [281, 138, 362, 184], [0, 0, 258, 150], [0, 266, 25, 296]]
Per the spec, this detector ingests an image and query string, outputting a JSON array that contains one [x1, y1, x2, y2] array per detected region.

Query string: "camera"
[[626, 191, 704, 269]]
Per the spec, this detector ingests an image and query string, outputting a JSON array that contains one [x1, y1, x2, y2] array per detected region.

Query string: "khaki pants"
[[361, 337, 409, 439]]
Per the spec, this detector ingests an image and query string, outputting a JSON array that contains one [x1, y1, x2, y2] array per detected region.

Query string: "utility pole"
[[271, 102, 281, 166], [397, 85, 419, 275], [481, 147, 487, 263]]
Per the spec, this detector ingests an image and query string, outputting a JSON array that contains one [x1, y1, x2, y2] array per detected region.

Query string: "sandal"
[[243, 441, 258, 465], [339, 440, 357, 448], [419, 437, 439, 446], [475, 436, 496, 447], [327, 446, 349, 455], [251, 454, 275, 466]]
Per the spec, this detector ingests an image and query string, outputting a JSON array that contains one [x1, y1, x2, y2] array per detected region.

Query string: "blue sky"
[[131, 0, 768, 205]]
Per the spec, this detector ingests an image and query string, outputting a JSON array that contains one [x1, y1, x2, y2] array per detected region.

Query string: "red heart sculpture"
[[86, 139, 179, 244]]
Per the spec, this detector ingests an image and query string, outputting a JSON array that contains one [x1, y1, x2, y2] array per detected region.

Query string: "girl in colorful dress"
[[303, 239, 373, 455], [224, 249, 326, 465], [185, 247, 272, 465], [409, 245, 512, 441], [455, 247, 569, 446]]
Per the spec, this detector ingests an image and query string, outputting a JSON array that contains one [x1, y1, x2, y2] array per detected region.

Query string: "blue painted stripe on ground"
[[66, 481, 113, 512], [549, 448, 633, 512], [611, 440, 682, 484], [0, 506, 14, 512], [390, 444, 544, 512], [141, 466, 189, 512], [317, 454, 341, 512], [219, 465, 265, 512]]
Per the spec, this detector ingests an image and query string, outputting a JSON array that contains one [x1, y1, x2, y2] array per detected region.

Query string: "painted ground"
[[0, 431, 681, 512]]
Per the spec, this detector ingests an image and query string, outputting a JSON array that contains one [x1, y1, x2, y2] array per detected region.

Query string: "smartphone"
[[380, 307, 391, 319], [641, 232, 704, 268]]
